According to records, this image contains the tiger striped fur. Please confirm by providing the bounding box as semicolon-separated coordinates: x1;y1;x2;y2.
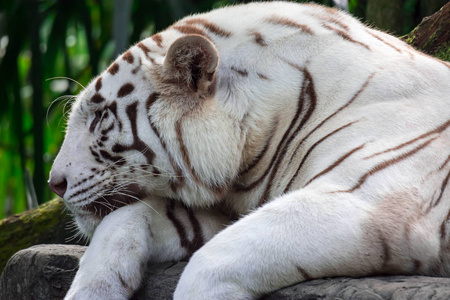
48;2;450;299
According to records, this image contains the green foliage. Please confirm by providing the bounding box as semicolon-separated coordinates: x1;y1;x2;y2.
0;0;445;218
435;43;450;61
0;0;115;218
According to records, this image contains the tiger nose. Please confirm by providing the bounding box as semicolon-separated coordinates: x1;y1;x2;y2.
48;175;68;198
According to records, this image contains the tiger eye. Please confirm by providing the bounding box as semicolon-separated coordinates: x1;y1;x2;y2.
95;110;103;119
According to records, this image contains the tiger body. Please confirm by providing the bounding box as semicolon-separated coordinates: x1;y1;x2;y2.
49;2;450;299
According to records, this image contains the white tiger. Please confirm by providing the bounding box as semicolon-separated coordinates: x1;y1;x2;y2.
48;2;450;299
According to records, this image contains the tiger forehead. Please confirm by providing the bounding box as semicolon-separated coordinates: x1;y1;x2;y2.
86;57;137;103
80;35;166;109
88;66;143;106
88;80;136;104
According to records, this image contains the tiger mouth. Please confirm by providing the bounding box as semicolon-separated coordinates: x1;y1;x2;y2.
83;185;144;218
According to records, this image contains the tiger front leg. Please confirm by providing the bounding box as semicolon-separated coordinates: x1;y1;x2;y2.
65;198;229;300
175;189;396;300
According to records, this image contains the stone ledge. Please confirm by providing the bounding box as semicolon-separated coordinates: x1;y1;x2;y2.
1;245;450;300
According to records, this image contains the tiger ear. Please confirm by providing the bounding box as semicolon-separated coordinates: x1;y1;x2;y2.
163;34;218;95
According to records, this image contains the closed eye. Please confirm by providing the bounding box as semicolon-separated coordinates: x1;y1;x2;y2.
95;110;103;120
89;110;104;132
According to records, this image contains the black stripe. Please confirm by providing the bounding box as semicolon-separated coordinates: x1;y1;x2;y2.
112;102;156;165
284;120;358;193
305;143;366;186
166;199;204;257
146;93;185;190
258;69;318;203
431;168;450;211
240;118;279;175
340;137;437;193
235;68;313;192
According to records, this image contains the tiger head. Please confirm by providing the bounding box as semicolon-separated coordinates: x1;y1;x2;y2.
49;34;244;237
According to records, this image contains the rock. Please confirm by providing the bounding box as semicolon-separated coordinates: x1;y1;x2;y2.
2;244;450;300
0;198;84;274
0;245;85;300
262;276;450;300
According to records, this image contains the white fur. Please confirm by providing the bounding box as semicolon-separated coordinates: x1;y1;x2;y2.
49;2;450;299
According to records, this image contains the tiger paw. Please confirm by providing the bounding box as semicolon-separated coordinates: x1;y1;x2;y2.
65;204;153;300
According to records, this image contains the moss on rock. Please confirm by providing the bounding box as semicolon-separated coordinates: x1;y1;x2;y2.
0;198;80;273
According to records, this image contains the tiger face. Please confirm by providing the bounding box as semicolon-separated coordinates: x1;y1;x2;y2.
49;34;243;236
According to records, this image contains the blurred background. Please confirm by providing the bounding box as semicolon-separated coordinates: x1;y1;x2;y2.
0;0;447;219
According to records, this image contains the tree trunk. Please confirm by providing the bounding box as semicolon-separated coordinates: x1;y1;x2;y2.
403;1;450;61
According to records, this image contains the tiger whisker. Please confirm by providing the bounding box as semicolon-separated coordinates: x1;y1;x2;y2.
112;191;161;217
46;76;86;89
107;162;184;179
47;95;76;126
88;183;162;217
63;215;89;245
95;197;116;212
66;227;89;245
106;176;167;193
101;168;170;183
62;96;76;115
105;169;176;183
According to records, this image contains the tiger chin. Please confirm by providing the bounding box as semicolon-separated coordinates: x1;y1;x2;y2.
48;2;450;299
